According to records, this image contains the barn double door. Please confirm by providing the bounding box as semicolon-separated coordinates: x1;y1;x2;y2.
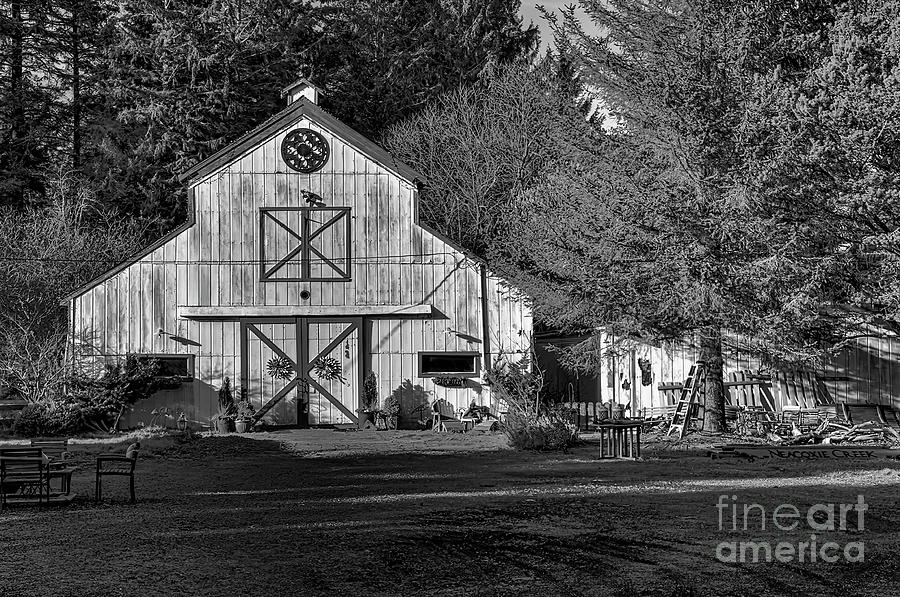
240;317;362;427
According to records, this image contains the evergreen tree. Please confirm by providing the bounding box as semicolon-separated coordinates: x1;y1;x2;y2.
310;0;539;138
739;0;900;336
0;0;58;206
86;0;538;231
506;0;863;431
88;0;318;228
45;0;107;171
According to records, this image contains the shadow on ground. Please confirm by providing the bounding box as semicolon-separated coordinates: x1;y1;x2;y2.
0;431;898;597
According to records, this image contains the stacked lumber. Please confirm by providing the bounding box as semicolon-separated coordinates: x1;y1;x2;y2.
767;419;900;446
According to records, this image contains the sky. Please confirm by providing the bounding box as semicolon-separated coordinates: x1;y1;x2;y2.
519;1;596;51
518;2;613;127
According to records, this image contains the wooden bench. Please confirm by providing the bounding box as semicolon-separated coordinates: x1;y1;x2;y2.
439;421;469;433
0;453;49;509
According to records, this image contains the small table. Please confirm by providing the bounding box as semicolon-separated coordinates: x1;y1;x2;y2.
596;420;642;459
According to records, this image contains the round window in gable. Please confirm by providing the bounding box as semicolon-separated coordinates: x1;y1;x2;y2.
281;128;330;173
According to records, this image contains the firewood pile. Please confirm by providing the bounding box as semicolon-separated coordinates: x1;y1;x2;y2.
765;419;900;446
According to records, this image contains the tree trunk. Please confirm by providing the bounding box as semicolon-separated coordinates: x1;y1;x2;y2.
10;0;24;138
71;0;81;170
5;0;25;204
700;328;726;432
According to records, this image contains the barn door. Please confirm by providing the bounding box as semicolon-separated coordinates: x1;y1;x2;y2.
242;319;302;426
241;317;362;427
304;318;362;426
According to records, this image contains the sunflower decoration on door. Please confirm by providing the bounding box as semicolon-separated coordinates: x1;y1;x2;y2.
266;356;295;381
313;356;347;385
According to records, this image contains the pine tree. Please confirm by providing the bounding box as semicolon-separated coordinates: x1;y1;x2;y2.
739;0;900;336
89;0;319;228
311;0;539;138
497;1;858;432
0;0;58;206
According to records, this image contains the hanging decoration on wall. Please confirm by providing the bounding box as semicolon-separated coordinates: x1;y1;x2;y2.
313;356;346;384
432;376;468;388
281;128;330;173
266;356;295;381
638;357;653;386
344;339;350;359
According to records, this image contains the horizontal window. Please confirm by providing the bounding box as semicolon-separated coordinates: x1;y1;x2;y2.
418;352;480;377
132;354;195;380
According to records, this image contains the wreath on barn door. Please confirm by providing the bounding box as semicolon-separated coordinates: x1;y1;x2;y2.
313;356;346;384
266;357;295;381
281;128;330;173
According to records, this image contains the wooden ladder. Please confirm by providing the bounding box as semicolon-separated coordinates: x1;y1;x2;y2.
667;362;705;439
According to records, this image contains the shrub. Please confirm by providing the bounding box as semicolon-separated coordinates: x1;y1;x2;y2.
235;399;255;420
12;403;50;437
67;355;180;433
486;351;579;452
362;371;379;412
12;400;82;437
217;377;236;418
504;408;579;451
10;355;182;437
381;392;400;429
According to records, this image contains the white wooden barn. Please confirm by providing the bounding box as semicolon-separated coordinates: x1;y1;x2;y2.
64;80;532;429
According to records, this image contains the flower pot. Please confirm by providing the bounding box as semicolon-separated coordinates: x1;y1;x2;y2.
235;419;250;433
215;418;232;434
611;405;625;420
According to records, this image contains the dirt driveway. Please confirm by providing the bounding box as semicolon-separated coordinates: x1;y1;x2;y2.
1;430;898;597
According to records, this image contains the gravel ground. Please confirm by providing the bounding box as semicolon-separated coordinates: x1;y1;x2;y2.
1;430;898;597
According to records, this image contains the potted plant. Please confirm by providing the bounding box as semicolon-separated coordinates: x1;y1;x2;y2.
381;393;400;430
234;399;255;433
359;371;379;426
213;377;236;433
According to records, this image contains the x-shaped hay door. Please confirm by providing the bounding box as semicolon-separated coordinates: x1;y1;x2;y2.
259;207;351;282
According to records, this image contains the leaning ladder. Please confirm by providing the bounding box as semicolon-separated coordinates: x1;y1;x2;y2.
667;363;705;439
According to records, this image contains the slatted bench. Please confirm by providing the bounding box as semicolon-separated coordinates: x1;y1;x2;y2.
0;446;77;505
0;455;49;509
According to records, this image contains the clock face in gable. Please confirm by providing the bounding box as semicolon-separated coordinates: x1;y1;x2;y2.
281;128;330;173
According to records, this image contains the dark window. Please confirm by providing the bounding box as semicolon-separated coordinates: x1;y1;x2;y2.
418;352;480;377
133;354;194;380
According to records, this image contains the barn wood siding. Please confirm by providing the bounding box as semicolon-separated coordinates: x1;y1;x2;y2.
71;116;532;428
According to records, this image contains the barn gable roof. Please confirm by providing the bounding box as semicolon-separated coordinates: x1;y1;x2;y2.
61;98;477;304
178;97;424;184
